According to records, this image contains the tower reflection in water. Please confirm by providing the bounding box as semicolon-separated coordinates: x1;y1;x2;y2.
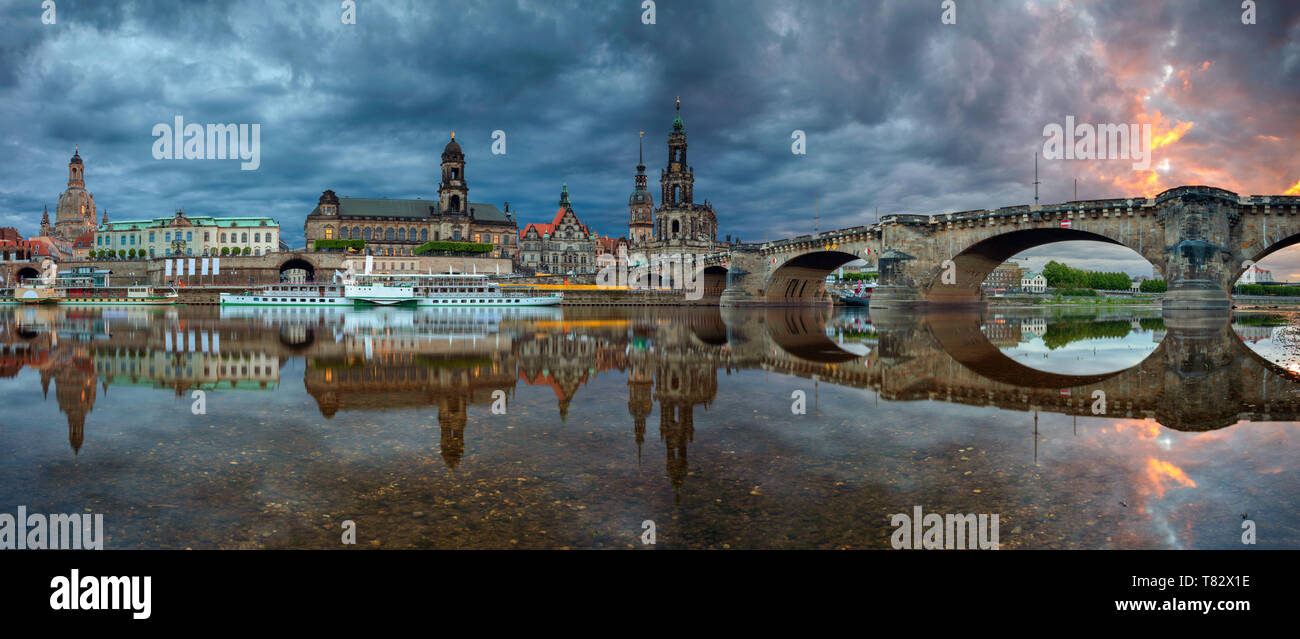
2;303;1298;488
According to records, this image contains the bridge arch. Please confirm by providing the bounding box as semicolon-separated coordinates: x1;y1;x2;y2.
1233;228;1300;286
765;250;861;304
279;257;316;283
925;313;1163;388
702;265;728;299
15;267;40;282
927;227;1155;304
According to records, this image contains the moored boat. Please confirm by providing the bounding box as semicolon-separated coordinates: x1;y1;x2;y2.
345;272;563;307
219;282;351;306
59;285;179;306
3;282;62;305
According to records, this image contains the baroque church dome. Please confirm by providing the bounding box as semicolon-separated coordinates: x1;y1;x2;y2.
54;147;95;240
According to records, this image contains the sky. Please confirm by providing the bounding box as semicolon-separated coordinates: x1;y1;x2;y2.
1;0;1297;278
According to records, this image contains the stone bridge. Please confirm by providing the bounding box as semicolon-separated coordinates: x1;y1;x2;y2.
710;186;1300;311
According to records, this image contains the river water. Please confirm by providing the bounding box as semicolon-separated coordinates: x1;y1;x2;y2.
1;304;1296;549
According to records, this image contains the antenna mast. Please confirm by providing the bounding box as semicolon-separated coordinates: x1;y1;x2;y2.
1033;152;1041;205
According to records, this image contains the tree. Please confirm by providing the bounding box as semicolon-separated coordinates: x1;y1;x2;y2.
1139;279;1167;293
242;246;252;255
128;248;137;259
221;246;231;256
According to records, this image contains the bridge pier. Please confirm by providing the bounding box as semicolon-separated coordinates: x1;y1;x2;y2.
866;285;926;309
1163;280;1232;312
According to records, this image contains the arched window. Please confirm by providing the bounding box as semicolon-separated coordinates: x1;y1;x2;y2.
324;227;333;239
340;227;349;239
398;228;406;241
352;226;360;238
363;228;371;240
450;195;460;211
385;228;395;241
420;229;428;242
671;219;680;236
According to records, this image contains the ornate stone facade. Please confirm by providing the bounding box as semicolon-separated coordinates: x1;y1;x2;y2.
631;99;720;256
518;185;598;275
304;134;519;260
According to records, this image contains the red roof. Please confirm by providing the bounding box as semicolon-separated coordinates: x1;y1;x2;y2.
520;222;554;240
519;206;590;240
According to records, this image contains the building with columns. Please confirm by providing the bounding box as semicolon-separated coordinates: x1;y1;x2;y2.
304;134;519;260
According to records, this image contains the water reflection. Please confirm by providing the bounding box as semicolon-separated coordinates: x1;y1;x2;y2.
1;304;1297;548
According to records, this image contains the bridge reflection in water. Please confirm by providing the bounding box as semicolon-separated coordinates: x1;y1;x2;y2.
4;304;1298;548
4;304;1296;464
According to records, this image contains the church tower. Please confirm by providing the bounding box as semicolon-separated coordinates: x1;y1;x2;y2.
53;146;96;240
651;98;717;248
628;132;654;245
39;205;52;237
438;133;468;215
660;98;693;212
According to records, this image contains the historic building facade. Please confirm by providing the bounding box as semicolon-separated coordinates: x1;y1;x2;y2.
629;99;720;255
518;184;599;275
45;147;99;242
304;134;519;260
95;209;280;257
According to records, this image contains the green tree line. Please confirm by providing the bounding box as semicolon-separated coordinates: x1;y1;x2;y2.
413;241;494;255
1042;260;1133;291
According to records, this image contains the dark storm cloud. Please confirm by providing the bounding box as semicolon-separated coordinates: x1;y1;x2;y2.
0;0;1297;275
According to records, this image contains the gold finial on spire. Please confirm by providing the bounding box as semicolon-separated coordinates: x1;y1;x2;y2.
450;131;455;139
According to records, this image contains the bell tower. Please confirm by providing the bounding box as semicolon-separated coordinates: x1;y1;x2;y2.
438;132;468;215
68;145;85;189
660;98;693;208
628;132;655;245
